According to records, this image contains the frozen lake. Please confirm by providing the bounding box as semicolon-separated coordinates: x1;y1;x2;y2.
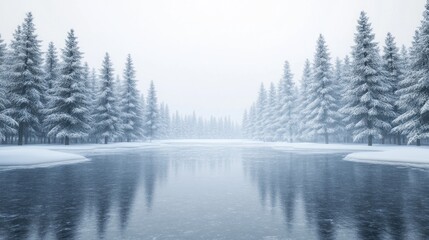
1;144;429;239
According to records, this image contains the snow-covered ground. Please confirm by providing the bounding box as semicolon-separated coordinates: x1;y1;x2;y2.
0;140;428;169
269;142;429;167
0;142;163;169
0;148;88;169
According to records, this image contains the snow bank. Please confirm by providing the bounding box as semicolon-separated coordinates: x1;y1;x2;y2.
269;142;429;166
0;148;88;167
0;142;162;168
271;142;390;152
344;148;429;166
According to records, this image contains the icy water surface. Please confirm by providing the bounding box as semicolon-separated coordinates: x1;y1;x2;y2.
1;144;429;240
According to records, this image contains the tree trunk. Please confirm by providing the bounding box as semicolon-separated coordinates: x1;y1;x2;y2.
127;138;130;143
65;136;70;145
397;134;401;145
18;123;24;146
381;136;385;144
324;133;329;144
104;136;108;144
417;138;421;146
368;135;373;146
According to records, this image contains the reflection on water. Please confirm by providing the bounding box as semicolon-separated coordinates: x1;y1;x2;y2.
242;149;429;240
0;146;428;239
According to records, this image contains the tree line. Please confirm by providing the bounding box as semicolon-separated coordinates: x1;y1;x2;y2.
0;13;238;145
243;6;429;146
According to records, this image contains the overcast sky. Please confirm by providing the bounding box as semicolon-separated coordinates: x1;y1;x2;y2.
0;0;426;121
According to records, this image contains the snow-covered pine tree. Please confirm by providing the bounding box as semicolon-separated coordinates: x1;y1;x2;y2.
305;35;340;144
89;68;98;99
382;32;403;144
93;53;122;144
297;59;312;141
164;104;171;138
41;42;60;143
44;30;91;145
275;61;297;142
255;83;267;140
340;56;353;142
393;2;429;146
158;103;167;139
144;81;159;141
248;104;257;139
0;34;17;141
333;58;347;142
341;12;394;146
87;68;99;142
263;82;277;141
6;13;44;145
120;54;143;142
82;63;91;91
242;110;249;138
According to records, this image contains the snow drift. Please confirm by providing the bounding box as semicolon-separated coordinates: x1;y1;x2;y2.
0;148;88;167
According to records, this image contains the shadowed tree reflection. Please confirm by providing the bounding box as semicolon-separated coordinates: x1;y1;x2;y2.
242;148;429;240
0;150;170;239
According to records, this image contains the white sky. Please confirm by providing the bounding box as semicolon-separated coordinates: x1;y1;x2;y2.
0;0;425;121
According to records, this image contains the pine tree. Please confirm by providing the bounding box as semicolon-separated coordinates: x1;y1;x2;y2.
120;54;143;142
248;104;257;139
341;12;394;146
382;32;403;144
297;59;312;141
144;81;159;141
6;13;44;145
42;42;60;143
242;110;249;138
393;2;429;146
0;34;17;140
93;53;122;144
44;30;91;145
262;82;277;141
164;104;171;138
275;61;297;142
305;35;340;144
158;103;168;139
333;58;347;142
340;56;353;142
255;83;267;140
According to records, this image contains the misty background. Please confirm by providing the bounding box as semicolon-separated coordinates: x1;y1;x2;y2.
0;0;425;121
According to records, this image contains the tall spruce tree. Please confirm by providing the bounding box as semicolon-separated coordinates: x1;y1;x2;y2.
382;32;403;144
263;82;277;141
333;58;347;142
305;35;340;144
44;30;91;145
144;81;159;141
298;59;312;141
93;53;122;144
275;61;297;142
393;3;429;146
341;12;394;146
120;54;143;142
255;83;267;140
6;13;44;145
340;56;353;142
42;42;60;143
0;34;17;140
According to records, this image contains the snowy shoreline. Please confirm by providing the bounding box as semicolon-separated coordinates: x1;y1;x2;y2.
269;142;429;167
0;148;88;168
0;140;428;169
